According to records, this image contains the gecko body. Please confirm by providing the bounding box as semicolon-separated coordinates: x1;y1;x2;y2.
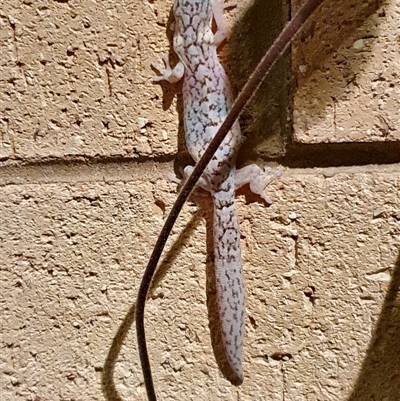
154;0;280;383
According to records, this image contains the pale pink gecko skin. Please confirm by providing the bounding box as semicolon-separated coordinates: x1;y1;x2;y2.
154;0;280;383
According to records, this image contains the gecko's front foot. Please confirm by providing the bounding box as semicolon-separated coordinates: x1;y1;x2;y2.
211;0;237;46
152;55;185;83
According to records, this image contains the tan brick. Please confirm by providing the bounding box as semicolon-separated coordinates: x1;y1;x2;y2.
293;0;400;143
1;167;399;400
1;0;400;400
0;0;178;161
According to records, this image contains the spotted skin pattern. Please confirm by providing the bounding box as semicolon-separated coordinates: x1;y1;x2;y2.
154;0;280;383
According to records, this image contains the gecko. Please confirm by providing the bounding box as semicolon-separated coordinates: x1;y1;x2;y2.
153;0;280;383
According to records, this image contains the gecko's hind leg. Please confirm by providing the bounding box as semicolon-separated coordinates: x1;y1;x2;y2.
182;165;211;192
168;165;211;198
235;165;282;204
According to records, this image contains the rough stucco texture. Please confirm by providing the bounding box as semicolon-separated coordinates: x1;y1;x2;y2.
1;0;400;401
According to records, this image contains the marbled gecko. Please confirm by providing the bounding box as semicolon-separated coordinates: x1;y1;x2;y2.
153;0;280;383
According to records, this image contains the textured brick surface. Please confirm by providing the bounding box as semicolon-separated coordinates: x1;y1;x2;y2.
1;168;399;400
293;0;400;143
0;0;178;161
1;1;400;401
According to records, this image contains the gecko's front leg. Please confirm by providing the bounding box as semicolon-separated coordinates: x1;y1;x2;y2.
152;55;184;83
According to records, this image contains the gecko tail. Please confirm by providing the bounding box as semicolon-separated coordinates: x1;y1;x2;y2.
212;190;245;384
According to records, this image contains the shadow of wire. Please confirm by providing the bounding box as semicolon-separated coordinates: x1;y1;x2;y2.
101;213;202;401
348;251;400;400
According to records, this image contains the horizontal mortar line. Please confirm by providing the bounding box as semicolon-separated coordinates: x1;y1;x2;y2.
281;141;400;168
0;157;176;187
0;153;176;168
1;140;399;171
0;159;399;187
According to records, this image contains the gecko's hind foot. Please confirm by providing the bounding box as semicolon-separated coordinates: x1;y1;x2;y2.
168;167;212;200
235;165;282;204
167;173;182;185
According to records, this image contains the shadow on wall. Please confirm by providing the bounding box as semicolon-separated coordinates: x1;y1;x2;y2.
348;251;400;400
101;210;400;400
229;0;393;166
101;0;398;398
101;213;202;401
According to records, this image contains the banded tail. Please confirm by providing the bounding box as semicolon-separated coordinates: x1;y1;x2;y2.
212;182;245;384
